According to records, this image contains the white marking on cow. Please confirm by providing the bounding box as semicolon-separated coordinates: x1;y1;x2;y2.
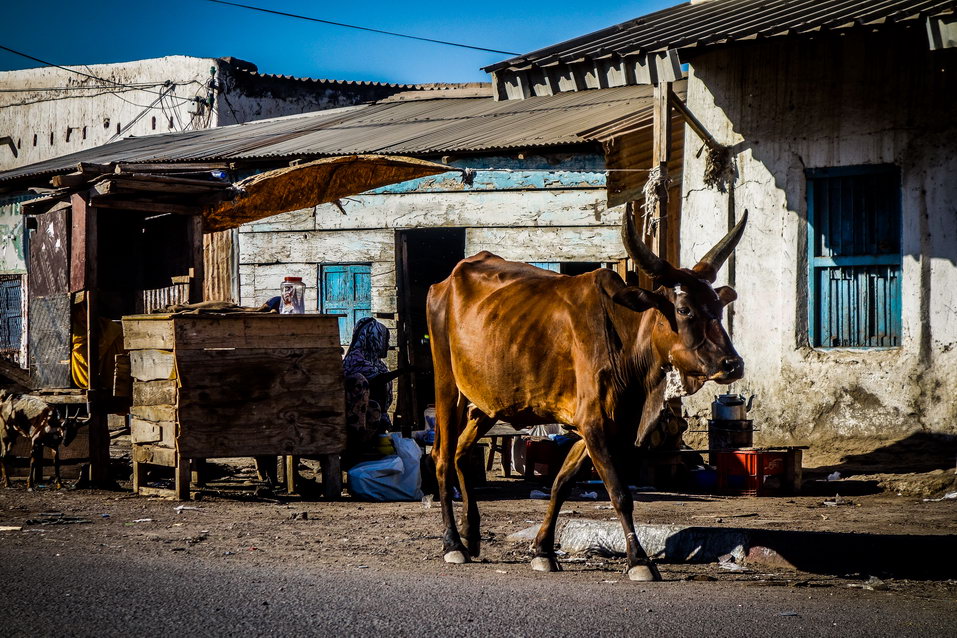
663;366;688;400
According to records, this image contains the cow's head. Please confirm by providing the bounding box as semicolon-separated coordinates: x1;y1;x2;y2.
613;208;747;395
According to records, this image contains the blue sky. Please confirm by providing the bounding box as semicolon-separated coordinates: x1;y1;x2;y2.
0;1;678;84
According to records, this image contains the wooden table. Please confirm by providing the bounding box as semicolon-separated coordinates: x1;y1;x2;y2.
481;424;531;478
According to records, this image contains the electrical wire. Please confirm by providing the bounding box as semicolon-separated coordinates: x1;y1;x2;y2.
0;43;185;97
203;0;520;55
0;82;169;92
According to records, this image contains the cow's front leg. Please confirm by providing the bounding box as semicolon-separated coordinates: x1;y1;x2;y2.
582;428;661;582
531;439;588;572
0;453;9;488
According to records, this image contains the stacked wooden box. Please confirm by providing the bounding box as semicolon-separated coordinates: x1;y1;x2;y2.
122;313;346;499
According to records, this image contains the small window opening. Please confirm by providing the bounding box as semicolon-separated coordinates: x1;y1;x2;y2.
32;134;37;147
82;126;87;140
65;128;72;142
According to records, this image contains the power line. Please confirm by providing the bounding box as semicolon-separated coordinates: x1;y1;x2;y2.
0;82;169;92
203;0;520;56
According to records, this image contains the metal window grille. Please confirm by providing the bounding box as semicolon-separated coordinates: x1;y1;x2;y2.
807;165;902;348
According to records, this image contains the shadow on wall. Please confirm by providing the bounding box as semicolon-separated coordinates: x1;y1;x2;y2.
694;27;957;265
811;431;957;477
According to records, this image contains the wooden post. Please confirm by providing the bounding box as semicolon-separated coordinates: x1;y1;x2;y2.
284;455;298;495
174;453;190;501
651;81;673;261
131;460;147;494
320;453;341;499
186;215;205;303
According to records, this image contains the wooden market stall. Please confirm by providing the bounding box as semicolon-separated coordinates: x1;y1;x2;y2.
11;154;454;489
123;312;345;500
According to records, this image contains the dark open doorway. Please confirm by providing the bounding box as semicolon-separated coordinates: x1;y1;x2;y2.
395;228;465;434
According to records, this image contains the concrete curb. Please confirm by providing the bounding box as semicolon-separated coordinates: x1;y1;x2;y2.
510;519;957;579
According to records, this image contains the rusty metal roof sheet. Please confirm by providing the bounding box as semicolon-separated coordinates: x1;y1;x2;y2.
484;0;957;74
0;82;684;187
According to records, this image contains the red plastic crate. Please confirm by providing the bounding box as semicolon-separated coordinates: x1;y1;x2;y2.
714;450;788;496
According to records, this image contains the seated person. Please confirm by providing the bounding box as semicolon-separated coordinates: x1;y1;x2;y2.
342;318;407;464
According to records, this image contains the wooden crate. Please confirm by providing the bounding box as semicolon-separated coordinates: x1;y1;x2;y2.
122;313;345;499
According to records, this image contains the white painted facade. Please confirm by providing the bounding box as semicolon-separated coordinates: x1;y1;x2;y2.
678;30;957;438
0;56;225;172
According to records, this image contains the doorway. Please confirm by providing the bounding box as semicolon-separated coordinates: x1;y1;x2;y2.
395;228;465;434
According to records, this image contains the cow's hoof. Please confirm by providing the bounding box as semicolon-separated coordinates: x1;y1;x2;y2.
444;550;469;564
627;564;662;582
530;556;560;572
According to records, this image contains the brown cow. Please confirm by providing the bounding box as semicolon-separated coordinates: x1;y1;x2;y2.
427;209;747;581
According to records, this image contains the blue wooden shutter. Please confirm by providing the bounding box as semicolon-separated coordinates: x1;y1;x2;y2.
529;262;561;272
807;166;902;348
320;264;372;345
0;278;22;351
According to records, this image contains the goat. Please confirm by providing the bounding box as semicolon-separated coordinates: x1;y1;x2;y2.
0;391;84;489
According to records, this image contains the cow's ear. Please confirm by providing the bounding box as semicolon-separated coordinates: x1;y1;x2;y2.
714;286;737;306
612;286;668;312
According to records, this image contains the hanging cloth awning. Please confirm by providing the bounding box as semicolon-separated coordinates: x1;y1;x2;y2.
202;154;458;232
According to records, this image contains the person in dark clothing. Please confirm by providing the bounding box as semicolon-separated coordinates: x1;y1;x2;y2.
341;318;410;467
343;317;404;430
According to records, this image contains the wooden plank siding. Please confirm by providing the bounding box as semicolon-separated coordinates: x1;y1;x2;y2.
123;314;346;480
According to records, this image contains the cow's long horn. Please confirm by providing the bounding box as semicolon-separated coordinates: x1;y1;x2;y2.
693;210;748;282
620;205;675;283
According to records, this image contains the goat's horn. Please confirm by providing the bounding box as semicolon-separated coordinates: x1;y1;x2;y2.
693;210;748;282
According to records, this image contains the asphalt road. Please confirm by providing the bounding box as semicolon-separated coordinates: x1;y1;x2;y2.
1;548;955;637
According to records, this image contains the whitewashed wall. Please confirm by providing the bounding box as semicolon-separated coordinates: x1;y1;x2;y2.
678;30;957;438
0;56;221;172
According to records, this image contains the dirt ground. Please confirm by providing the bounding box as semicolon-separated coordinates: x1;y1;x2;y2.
1;431;955;600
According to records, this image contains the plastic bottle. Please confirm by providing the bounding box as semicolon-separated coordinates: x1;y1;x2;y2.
280;276;305;314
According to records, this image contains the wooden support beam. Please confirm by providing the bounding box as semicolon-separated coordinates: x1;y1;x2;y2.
174;454;190;501
651;81;672;261
668;88;722;151
114;162;232;173
88;197;199;216
320;453;341;500
187;215;205;303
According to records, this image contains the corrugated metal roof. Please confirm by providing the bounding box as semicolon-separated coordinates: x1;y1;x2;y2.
485;0;956;73
0;82;684;187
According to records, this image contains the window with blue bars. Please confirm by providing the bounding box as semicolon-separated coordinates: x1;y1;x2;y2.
807;165;902;348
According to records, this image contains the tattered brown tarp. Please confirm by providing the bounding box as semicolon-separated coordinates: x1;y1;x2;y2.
202;154;457;232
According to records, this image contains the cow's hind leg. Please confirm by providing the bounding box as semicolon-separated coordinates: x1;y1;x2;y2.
531;439;589;572
455;406;496;559
435;390;469;564
582;427;661;582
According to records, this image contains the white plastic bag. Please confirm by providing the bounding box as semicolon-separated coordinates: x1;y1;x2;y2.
347;434;423;501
